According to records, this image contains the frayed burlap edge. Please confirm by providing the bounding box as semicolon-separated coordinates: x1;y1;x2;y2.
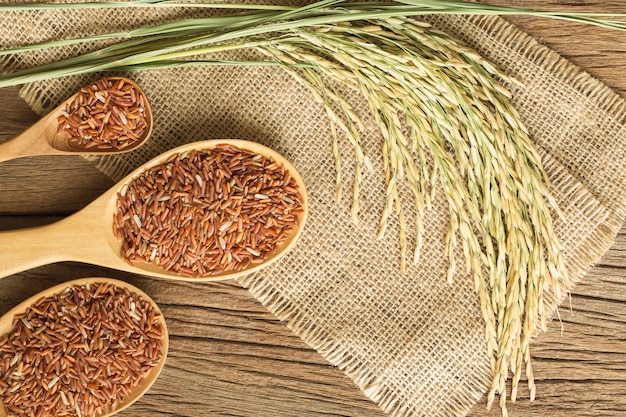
540;153;616;311
236;272;492;417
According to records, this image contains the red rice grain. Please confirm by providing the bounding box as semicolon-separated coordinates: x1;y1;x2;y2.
0;282;165;417
113;144;304;276
57;78;148;151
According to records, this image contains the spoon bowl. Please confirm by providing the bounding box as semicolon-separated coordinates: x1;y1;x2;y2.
0;277;168;417
0;139;308;280
0;77;152;162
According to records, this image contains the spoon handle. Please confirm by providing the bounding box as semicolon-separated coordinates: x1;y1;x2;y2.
0;117;61;163
0;221;71;278
0;199;125;279
0;210;112;279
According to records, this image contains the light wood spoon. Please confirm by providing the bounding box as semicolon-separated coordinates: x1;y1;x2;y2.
0;77;153;163
0;277;168;417
0;139;308;280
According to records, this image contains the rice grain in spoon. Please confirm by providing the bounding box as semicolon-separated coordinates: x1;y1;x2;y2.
0;77;152;162
0;277;168;417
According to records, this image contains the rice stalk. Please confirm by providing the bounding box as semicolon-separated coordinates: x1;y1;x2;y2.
252;18;569;416
261;42;368;221
3;0;626;32
2;0;626;87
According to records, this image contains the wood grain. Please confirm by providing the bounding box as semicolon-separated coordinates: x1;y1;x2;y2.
0;2;625;416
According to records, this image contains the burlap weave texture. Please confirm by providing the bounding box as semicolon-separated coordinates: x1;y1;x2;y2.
2;4;625;417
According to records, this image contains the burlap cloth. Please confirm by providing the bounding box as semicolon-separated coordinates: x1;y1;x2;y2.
2;3;626;417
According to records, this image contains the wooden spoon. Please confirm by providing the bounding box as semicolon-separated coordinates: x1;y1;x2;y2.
0;139;308;280
0;77;153;163
0;277;168;417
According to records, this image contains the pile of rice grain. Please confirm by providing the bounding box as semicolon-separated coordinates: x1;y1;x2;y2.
0;282;165;417
113;144;304;277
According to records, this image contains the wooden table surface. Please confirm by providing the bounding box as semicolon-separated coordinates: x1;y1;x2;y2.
0;1;625;416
